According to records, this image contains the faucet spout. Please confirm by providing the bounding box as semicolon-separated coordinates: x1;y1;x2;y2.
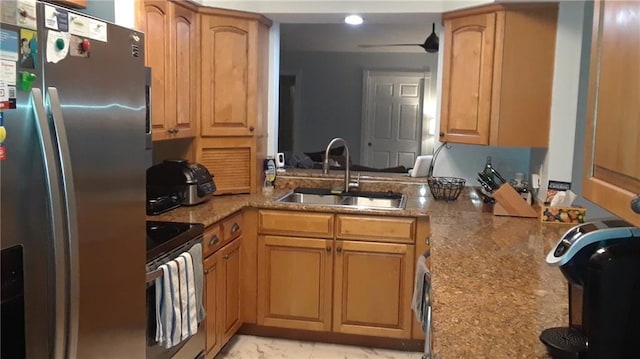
322;137;351;193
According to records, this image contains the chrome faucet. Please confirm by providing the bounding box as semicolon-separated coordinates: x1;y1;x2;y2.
322;137;359;192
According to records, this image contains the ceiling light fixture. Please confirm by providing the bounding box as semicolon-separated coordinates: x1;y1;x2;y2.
344;15;363;25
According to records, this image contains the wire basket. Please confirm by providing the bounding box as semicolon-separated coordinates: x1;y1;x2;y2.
426;142;466;201
427;176;466;201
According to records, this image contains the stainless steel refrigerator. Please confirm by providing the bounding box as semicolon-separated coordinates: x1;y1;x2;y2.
1;2;147;357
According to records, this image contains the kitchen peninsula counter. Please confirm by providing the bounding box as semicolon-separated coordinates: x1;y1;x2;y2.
149;178;569;358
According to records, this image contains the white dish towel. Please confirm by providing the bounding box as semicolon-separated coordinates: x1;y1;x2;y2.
154;251;200;349
179;252;198;337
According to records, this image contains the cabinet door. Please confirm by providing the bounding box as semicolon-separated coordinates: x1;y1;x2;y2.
203;252;221;356
197;136;254;194
169;2;197;138
333;240;414;339
257;235;333;331
142;1;172;140
583;0;640;226
220;238;242;343
49;0;87;8
201;15;256;137
440;12;496;145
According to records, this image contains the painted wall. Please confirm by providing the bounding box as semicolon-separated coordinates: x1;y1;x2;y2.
280;50;437;164
78;0;115;22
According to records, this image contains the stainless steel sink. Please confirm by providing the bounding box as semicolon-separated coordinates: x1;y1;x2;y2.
275;189;406;210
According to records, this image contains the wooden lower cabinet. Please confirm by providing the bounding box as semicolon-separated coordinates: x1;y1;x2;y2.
256;211;420;340
203;236;242;358
333;240;415;339
204;250;222;356
257;235;333;331
220;238;242;343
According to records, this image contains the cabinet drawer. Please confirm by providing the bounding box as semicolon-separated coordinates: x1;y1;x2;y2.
222;212;243;243
202;224;223;258
336;215;415;243
258;210;334;238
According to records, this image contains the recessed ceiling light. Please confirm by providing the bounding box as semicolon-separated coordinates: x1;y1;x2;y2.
344;15;363;25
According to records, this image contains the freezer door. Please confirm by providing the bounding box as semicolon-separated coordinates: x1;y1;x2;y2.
0;22;61;359
39;5;147;358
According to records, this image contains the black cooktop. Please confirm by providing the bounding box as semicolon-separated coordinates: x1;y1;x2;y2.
146;221;204;261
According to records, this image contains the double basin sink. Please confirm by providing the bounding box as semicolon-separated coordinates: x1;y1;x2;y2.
275;187;406;210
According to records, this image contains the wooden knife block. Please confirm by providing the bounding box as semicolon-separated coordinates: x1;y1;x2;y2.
492;184;538;218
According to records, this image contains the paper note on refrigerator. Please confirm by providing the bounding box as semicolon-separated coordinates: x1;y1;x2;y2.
46;30;70;64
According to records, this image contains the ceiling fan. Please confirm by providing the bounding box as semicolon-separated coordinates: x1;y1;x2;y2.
358;23;439;53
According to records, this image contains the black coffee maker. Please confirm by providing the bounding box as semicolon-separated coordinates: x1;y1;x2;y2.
541;219;640;359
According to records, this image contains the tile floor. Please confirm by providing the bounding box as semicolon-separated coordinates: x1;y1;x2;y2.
216;335;425;359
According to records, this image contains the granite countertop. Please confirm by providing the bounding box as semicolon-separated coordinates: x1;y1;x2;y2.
148;176;570;358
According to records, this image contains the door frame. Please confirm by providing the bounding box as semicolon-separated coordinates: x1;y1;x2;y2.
278;70;303;152
360;70;429;167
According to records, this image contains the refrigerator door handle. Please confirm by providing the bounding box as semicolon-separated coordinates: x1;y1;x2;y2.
46;87;80;359
31;88;68;359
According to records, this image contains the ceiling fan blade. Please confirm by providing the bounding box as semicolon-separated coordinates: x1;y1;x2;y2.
357;43;423;48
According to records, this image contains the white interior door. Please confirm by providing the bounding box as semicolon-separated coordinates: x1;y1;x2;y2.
361;71;425;169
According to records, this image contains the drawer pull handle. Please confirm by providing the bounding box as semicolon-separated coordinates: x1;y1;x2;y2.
230;223;241;234
208;235;219;247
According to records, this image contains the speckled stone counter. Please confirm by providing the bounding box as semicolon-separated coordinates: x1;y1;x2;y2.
149;171;572;358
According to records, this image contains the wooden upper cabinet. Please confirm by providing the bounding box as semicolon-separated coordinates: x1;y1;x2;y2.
48;0;87;9
440;4;558;147
201;15;256;137
141;1;171;138
583;0;640;226
140;0;196;140
440;12;496;145
170;2;197;138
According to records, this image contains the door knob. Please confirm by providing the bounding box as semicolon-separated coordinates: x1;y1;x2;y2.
631;195;640;214
439;132;445;137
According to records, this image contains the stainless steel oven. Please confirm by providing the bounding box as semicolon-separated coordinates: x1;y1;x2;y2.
146;221;205;359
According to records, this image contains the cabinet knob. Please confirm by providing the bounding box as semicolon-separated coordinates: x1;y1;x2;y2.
631;195;640;214
439;132;445;137
231;223;241;234
336;247;342;253
249;126;255;132
208;234;219;247
223;254;230;260
368;142;372;147
326;246;332;253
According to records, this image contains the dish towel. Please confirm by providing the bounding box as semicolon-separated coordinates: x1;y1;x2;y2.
155;265;170;344
188;243;206;322
175;256;189;341
180;252;198;336
411;251;431;332
167;260;182;348
155;261;181;348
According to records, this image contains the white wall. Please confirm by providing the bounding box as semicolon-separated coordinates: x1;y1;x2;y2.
113;0;136;28
267;24;280;156
532;1;585;201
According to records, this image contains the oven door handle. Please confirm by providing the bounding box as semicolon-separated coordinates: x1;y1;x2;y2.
146;268;163;283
